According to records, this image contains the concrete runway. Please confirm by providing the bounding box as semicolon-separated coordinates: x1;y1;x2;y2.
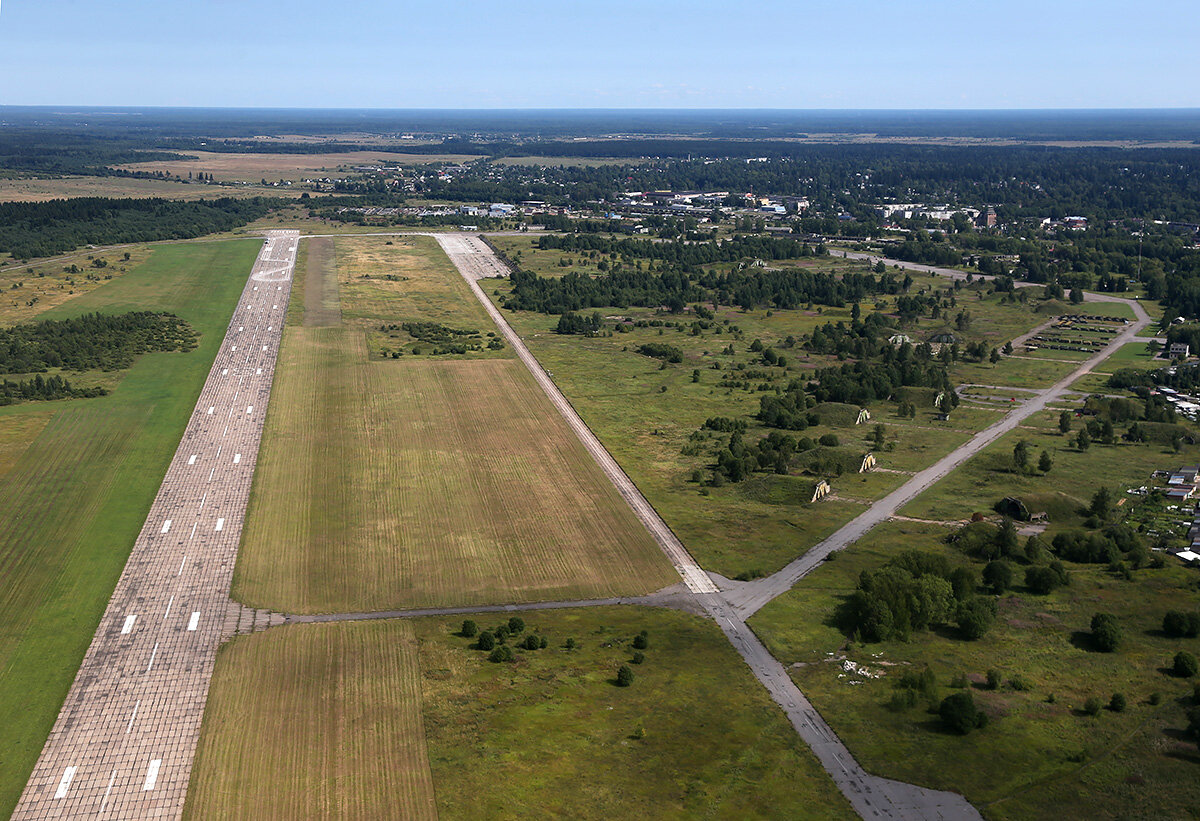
13;231;298;820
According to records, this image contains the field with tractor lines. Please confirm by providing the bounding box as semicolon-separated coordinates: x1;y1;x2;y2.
185;621;437;821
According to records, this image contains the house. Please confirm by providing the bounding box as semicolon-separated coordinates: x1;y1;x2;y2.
1170;342;1190;359
1166;486;1197;503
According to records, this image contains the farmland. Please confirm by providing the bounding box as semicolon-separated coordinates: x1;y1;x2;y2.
233;236;676;613
0;239;260;816
187;607;855;820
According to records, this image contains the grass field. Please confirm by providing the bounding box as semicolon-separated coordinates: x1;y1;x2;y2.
0;239;260;816
750;519;1200;820
113;149;483;182
189;607;855;820
233;237;676;613
0;245;155;323
186;621;438;821
0;175;287;202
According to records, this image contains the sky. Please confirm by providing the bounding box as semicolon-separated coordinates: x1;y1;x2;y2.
0;0;1197;109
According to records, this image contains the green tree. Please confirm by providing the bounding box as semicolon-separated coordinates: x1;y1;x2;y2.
477;631;496;651
1174;651;1199;678
957;597;996;640
616;665;635;687
1013;439;1030;471
1091;613;1121;652
1090;486;1113;519
1076;429;1091;450
939;692;986;734
508;616;525;634
872;424;886;449
633;631;649;650
1038;450;1053;473
982;560;1014;594
1164;611;1200;638
488;645;515;663
1059;411;1073;434
1083;696;1103;716
1109;693;1127;712
461;619;478;638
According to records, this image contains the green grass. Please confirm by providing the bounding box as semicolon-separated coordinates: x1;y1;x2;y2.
0;239;260;816
417;606;856;819
749;519;1200;820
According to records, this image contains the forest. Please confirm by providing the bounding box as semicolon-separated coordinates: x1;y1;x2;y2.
0;311;198;373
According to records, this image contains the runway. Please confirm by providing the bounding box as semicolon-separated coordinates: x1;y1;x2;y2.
12;231;298;820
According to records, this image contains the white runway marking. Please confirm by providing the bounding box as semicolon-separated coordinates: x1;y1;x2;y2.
246;405;254;414
189;522;197;540
208;468;215;481
221;368;228;375
256;368;262;375
188;454;197;465
262;345;268;351
145;643;158;673
207;406;214;415
121;615;137;634
178;556;187;575
126;700;140;734
187;612;200;631
233;453;241;464
143;760;161;791
160;520;171;534
231;345;237;351
99;768;117;814
215;518;224;532
163;595;174;620
54;767;76;799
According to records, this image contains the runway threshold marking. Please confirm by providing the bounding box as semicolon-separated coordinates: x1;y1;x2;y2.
233;453;241;464
215;518;225;532
126;700;140;734
188;454;197;465
143;760;161;791
187;612;200;631
160;520;171;534
121;615;137;634
54;766;76;799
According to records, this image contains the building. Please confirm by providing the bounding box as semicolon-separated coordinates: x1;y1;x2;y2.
1170;342;1190;359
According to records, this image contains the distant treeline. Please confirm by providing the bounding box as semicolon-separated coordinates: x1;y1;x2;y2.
0;311;198;373
0;374;106;405
0;197;274;259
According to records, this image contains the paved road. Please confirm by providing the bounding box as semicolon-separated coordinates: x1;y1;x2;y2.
439;233;980;820
725;290;1151;619
13;231;298;820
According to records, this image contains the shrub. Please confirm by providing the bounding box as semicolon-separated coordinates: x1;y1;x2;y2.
1009;675;1032;692
1109;693;1127;712
950;672;970;689
488;645;515;663
1163;610;1200;639
523;634;541;651
986;669;1002;690
540;636;548;649
1083;697;1103;716
939;692;986;735
1025;565;1064;594
508;616;525;634
982;560;1014;594
1149;692;1162;705
477;631;496;651
616;665;635;687
1174;651;1199;678
461;619;478;638
632;651;645;665
957;597;996;640
565;638;576;650
633;632;649;650
494;624;510;643
1090;613;1121;653
818;433;840;447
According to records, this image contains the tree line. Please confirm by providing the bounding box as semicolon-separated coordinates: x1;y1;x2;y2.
0;311;197;373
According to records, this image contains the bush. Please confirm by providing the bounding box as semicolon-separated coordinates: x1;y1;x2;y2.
461;619;478;638
818;433;840;447
565;638;576;650
957;597;996;640
982;560;1014;594
1109;693;1127;712
616;665;635;687
508;616;525;634
1083;697;1103;716
986;669;1002;690
1174;651;1199;678
1025;565;1064;594
1163;610;1200;639
632;651;645;664
488;645;515;663
939;692;986;735
633;632;649;650
1090;613;1121;652
523;634;541;651
477;631;496;651
1009;675;1033;692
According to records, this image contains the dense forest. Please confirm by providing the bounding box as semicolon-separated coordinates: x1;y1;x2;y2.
0;197;273;259
0;311;198;373
0;374;106;405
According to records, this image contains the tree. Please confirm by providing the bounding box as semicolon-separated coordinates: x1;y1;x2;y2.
1174;651;1199;678
488;645;514;663
1038;450;1053;473
1109;693;1127;712
1025;566;1062;594
872;423;886;449
1069;288;1084;304
939;692;986;735
989;347;1001;364
1089;486;1113;520
1059;411;1072;434
1091;613;1121;652
616;665;635;687
982;560;1014;594
1003;341;1014;355
957;597;996;640
477;631;496;651
1076;429;1091;450
819;433;840;447
632;651;645;664
633;631;649;650
523;634;541;650
1083;696;1103;716
1013;439;1030;471
508;616;525;634
461;619;478;638
1163;611;1200;639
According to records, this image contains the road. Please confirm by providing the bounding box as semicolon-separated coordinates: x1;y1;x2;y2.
439;233;981;820
12;231;298;820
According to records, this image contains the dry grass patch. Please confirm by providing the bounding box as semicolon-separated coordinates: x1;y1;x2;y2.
303;237;341;327
114;150;481;181
186;621;436;821
235;331;676;613
0;176;283;202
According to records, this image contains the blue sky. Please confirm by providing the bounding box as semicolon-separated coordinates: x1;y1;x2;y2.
0;0;1196;108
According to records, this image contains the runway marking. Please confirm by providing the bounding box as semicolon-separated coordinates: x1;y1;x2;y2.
54;766;76;799
121;615;137;634
223;425;229;436
231;345;236;351
256;368;262;375
163;595;174;620
262;344;268;351
273;304;278;309
145;643;158;673
221;368;228;376
189;522;197;540
238;326;243;331
207;406;214;415
246;405;254;414
215;518;225;532
178;555;187;575
233;453;241;464
160;520;171;534
198;491;207;510
268;325;273;330
208;468;215;481
143;759;161;791
126;700;140;734
99;768;117;814
188;611;200;631
216;445;222;458
188;454;197;465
